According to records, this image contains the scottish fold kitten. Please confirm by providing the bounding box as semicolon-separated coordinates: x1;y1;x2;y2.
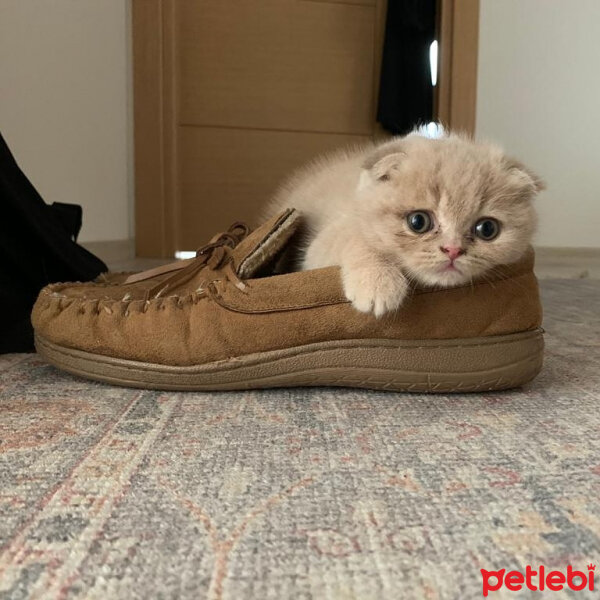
267;130;544;317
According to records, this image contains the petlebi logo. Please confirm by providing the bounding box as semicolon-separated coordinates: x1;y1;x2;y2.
481;563;595;596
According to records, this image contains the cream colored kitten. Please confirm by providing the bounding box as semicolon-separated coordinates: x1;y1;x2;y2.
267;130;544;317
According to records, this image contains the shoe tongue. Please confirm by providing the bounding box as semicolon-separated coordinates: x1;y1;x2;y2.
234;208;301;279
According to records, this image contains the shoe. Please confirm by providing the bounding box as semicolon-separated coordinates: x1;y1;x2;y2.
32;210;544;392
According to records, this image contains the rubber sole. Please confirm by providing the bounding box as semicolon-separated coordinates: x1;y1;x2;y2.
34;329;544;393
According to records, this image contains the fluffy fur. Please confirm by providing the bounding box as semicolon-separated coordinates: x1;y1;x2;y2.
267;130;544;317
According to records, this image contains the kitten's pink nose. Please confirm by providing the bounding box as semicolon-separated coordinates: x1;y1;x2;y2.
440;245;466;260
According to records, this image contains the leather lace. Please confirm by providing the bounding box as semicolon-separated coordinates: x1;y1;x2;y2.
123;222;250;301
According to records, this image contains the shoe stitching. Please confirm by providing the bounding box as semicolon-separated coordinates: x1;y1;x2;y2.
38;267;533;314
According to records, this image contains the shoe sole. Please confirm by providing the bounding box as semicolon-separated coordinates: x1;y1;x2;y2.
35;328;543;393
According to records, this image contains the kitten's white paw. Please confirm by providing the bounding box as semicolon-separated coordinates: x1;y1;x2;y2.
342;266;407;318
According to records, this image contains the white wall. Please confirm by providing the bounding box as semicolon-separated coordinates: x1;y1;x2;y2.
477;0;600;248
0;0;132;243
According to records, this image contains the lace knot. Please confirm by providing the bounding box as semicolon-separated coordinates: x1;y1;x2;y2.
143;222;250;300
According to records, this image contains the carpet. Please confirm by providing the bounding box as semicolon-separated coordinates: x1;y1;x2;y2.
1;279;599;600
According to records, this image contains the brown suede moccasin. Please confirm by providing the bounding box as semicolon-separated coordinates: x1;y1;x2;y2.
32;209;544;392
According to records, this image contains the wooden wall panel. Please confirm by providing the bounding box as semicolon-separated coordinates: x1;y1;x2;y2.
177;126;369;248
177;0;376;135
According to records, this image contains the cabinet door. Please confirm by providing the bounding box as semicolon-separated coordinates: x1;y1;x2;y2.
134;0;386;256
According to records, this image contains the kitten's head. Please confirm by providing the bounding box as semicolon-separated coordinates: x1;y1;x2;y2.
357;132;544;287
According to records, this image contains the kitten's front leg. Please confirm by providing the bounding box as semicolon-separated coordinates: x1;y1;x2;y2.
341;255;409;318
304;222;409;317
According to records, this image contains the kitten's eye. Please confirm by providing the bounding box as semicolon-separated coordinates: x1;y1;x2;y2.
406;211;433;234
474;218;500;241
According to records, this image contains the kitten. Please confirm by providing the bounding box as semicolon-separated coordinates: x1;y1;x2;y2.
267;130;544;317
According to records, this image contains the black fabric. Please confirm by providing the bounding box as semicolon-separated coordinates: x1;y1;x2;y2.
377;0;437;135
0;132;107;353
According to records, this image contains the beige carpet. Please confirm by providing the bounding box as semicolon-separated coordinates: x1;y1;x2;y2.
1;279;599;600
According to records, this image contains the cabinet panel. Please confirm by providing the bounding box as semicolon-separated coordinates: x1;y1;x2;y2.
177;125;369;248
177;0;376;135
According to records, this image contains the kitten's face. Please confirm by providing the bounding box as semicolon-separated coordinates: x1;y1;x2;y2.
358;134;544;287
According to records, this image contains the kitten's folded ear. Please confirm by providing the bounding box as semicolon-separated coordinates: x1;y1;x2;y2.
504;157;546;194
362;141;406;184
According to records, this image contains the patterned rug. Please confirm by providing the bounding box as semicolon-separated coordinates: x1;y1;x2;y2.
1;279;599;600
